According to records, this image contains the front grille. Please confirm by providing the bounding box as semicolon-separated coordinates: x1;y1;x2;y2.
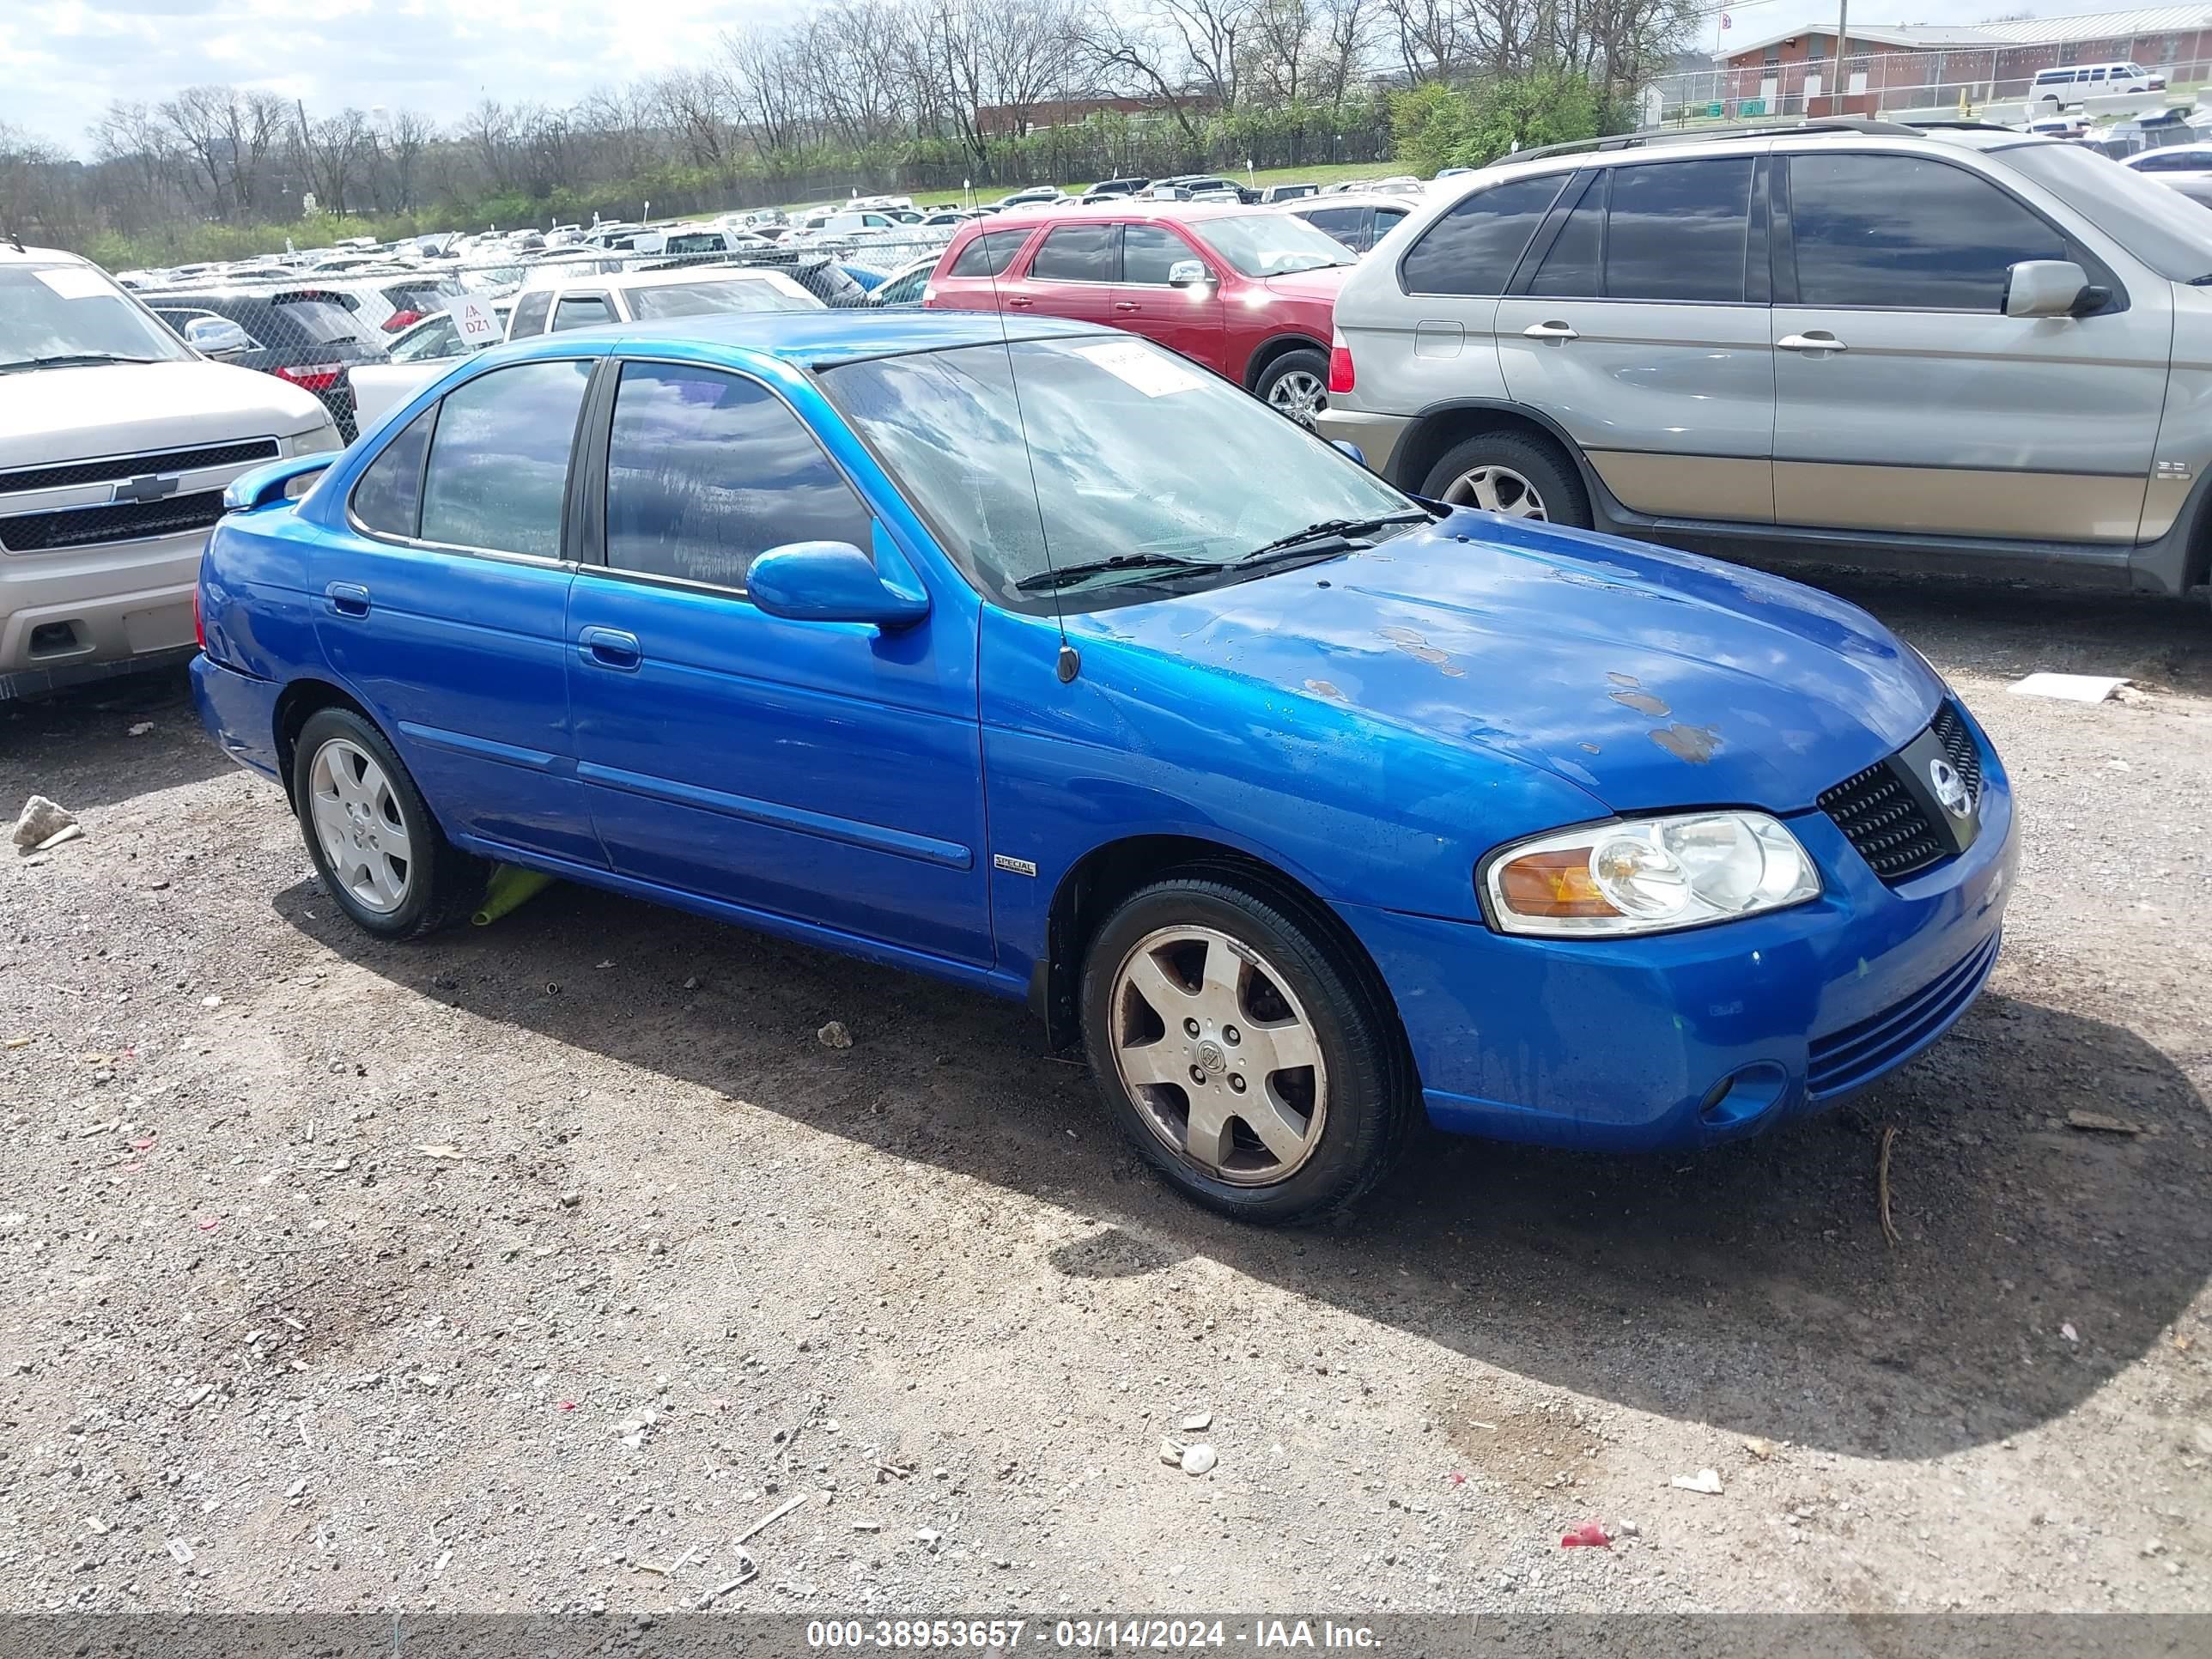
0;490;227;553
1819;758;1950;880
0;439;277;496
1820;702;1984;884
1807;930;2001;1097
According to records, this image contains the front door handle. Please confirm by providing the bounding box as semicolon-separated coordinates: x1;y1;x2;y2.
1522;321;1578;342
1005;296;1034;309
576;626;641;672
1777;331;1848;353
1114;301;1141;313
324;581;370;618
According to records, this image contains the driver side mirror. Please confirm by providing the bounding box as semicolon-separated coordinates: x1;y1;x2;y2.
1167;258;1217;289
747;540;930;629
184;315;254;358
2003;259;2106;318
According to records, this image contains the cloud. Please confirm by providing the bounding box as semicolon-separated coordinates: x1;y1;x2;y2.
5;0;795;154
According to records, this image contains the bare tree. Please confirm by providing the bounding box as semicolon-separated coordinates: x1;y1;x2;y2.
302;107;372;216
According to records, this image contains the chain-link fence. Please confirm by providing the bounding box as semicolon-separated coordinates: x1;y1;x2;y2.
113;228;963;441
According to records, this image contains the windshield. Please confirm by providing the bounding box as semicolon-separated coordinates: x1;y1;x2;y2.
628;278;819;319
1189;212;1356;276
2002;140;2212;279
1;265;193;368
821;336;1416;609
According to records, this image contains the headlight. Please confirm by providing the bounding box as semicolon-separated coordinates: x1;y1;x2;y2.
284;419;342;457
1481;811;1821;939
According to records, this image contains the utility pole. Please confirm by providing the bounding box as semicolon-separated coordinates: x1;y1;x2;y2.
1834;0;1850;115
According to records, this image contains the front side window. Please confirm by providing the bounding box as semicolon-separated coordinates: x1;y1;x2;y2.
1029;223;1116;282
391;315;461;362
508;290;553;338
1788;152;2069;310
418;358;592;557
552;294;615;332
1604;158;1752;303
603;362;872;589
1121;224;1197;284
351;404;435;538
822;337;1414;611
1400;173;1571;296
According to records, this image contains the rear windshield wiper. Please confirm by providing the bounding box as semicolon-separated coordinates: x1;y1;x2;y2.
0;353;165;374
1236;509;1433;564
1014;550;1221;592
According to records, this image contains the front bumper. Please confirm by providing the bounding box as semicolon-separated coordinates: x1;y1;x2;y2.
0;527;205;697
1339;716;2017;1152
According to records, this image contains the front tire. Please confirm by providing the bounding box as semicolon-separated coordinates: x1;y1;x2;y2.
1079;874;1414;1224
292;707;485;939
1255;348;1330;429
1422;429;1591;529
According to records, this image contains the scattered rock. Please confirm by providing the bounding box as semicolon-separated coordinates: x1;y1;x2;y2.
129;722;154;736
2067;1110;2144;1137
817;1020;854;1050
12;795;76;849
1180;1411;1212;1432
915;1528;942;1548
1617;1518;1640;1538
1179;1443;1217;1476
1669;1468;1723;1496
1743;1436;1777;1461
85;1516;110;1534
35;823;83;852
1158;1437;1185;1466
2062;1323;2080;1344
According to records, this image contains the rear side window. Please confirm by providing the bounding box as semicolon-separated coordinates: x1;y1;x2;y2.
552;293;614;332
1787;153;2069;310
1400;174;1570;295
948;230;1027;277
1604;158;1752;302
1030;223;1115;282
1121;224;1194;284
351;405;434;539
508;290;552;339
603;362;872;589
418;359;592;557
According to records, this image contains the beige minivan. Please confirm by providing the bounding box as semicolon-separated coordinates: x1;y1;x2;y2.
1317;119;2212;602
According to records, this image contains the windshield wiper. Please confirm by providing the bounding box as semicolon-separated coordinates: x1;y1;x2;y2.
1236;510;1433;564
1014;550;1220;592
0;353;164;374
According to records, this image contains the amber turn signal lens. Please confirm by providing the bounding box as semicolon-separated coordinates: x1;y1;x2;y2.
1493;848;1621;919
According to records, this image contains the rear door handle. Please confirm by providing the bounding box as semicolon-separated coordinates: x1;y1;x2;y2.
576;626;641;672
1006;296;1034;309
1522;321;1578;342
324;581;370;618
1114;301;1141;313
1777;331;1848;353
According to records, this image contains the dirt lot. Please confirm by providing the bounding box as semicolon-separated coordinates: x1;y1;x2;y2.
2;574;2209;1619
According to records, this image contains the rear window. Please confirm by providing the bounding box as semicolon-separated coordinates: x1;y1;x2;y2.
628;279;819;318
1400;173;1571;295
949;230;1029;277
271;299;369;345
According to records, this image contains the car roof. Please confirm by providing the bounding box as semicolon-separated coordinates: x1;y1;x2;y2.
1453;119;2046;193
978;201;1273;232
550;308;1107;367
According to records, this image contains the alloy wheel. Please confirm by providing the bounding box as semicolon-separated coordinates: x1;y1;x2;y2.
1443;464;1547;520
1108;924;1329;1186
307;738;413;915
1266;369;1327;428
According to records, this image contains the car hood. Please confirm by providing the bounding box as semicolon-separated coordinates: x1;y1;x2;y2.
0;360;328;469
1259;266;1352;303
1069;514;1942;815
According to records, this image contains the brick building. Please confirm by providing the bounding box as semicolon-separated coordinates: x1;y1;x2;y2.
1717;6;2212;116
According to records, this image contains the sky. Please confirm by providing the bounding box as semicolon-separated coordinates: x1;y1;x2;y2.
4;0;2106;156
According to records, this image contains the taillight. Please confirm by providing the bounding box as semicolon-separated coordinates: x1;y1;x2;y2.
276;362;343;392
192;584;204;650
384;309;423;331
1327;331;1355;394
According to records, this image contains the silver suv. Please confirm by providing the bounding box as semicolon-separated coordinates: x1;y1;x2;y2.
1318;119;2212;602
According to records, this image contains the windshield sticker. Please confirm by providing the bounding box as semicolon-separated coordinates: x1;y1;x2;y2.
34;267;115;301
1073;339;1205;398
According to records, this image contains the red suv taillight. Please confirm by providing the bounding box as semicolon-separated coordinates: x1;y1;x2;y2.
383;309;423;331
1327;331;1355;394
276;362;343;392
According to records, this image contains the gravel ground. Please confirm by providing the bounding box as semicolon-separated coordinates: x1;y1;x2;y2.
1;574;2209;1619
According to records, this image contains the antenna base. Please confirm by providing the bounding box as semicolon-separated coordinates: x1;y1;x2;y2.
1055;644;1080;684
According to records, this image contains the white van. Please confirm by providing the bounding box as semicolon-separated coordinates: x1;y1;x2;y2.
2032;62;2167;110
1;245;338;697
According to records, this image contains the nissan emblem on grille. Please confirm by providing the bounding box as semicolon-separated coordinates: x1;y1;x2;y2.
1927;757;1973;818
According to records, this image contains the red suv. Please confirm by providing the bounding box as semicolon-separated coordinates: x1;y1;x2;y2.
924;204;1356;426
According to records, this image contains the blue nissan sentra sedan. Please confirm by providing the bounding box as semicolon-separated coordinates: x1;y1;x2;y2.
191;312;2014;1224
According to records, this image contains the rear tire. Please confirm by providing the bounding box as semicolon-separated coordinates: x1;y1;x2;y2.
1422;429;1591;529
292;707;486;939
1255;348;1330;429
1079;873;1414;1224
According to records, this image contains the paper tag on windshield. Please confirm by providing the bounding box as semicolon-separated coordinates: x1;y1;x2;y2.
34;266;114;301
1074;339;1204;398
